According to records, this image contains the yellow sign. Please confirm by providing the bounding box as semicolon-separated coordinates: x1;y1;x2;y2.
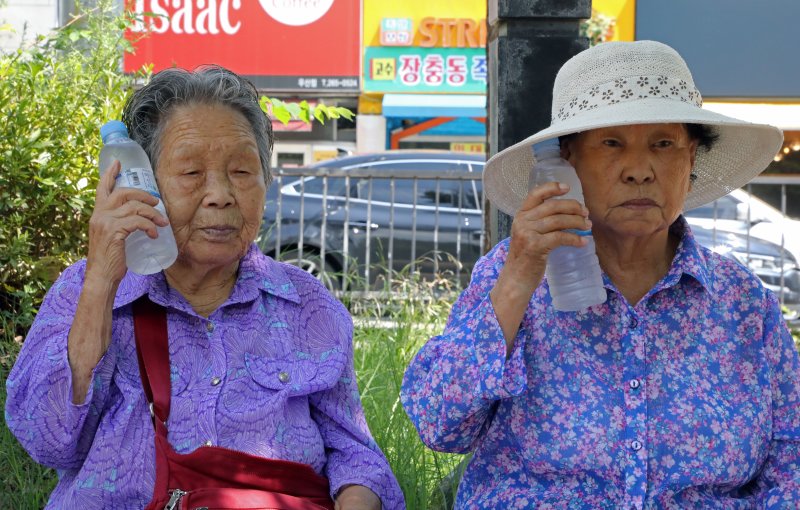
370;58;396;80
364;0;486;48
380;18;414;46
313;150;338;162
358;93;384;115
592;0;635;41
450;142;485;154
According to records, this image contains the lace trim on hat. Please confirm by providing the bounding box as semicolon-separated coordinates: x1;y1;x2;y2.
554;75;703;122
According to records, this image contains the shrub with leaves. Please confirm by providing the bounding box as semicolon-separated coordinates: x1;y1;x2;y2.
261;97;354;126
0;2;353;334
0;0;144;329
0;1;143;333
581;9;616;46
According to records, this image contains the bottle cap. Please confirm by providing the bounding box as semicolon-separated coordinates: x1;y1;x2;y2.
532;138;561;161
100;120;128;143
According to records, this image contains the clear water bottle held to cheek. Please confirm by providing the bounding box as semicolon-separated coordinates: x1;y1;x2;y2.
530;139;607;311
99;121;178;275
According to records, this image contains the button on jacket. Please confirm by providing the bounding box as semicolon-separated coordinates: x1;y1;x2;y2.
402;218;800;509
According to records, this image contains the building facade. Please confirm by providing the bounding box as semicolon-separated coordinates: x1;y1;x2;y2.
0;0;62;53
3;0;797;176
3;0;488;160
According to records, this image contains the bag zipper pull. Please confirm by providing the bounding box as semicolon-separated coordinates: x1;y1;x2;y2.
164;489;187;510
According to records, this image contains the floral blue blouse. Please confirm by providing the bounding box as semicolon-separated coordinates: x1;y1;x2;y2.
402;218;800;509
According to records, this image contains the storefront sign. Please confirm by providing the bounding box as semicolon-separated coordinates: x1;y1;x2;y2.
450;142;485;153
364;47;486;93
258;0;334;27
313;149;339;161
362;0;486;94
416;17;486;48
378;16;485;48
124;0;360;92
380;18;413;46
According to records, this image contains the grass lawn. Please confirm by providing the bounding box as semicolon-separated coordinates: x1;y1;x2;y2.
1;334;57;509
348;285;466;509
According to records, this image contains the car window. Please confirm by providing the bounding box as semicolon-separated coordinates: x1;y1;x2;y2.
301;176;348;197
356;178;421;204
353;160;481;209
427;179;481;209
686;195;739;219
409;179;454;207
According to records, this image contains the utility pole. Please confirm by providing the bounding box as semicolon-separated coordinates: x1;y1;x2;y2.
486;0;590;245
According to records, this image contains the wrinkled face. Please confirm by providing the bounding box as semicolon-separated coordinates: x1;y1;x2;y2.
562;123;698;240
156;103;266;271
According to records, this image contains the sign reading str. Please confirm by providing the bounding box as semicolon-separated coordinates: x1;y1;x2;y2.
124;0;360;92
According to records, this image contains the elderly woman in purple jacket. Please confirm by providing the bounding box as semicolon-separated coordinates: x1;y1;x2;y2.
5;66;403;510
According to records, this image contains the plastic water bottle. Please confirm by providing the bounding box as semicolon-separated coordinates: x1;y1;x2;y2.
99;121;178;275
529;139;606;311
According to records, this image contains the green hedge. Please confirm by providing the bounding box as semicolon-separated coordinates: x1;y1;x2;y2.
0;1;143;333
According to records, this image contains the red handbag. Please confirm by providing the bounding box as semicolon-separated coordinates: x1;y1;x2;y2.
133;297;336;510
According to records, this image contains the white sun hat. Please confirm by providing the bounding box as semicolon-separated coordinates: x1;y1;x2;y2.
484;40;784;216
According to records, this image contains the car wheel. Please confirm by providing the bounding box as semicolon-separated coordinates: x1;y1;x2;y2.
277;248;341;291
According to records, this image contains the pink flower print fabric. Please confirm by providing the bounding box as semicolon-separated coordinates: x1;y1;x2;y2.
402;217;800;509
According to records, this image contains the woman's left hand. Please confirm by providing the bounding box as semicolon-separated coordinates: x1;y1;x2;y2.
334;484;381;510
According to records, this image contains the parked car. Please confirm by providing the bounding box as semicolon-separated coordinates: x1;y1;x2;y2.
258;151;800;319
691;226;799;320
259;151;485;288
685;188;800;264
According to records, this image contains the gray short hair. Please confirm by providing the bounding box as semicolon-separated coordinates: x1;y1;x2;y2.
121;65;274;186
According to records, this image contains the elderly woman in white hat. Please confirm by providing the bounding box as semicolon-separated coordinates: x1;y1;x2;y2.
401;41;800;508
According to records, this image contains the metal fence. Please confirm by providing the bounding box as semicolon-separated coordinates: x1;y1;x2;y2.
261;167;800;316
263;165;485;291
746;174;800;217
706;175;800;255
703;175;800;317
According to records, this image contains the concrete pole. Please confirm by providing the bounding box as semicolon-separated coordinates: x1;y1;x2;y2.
486;0;590;247
356;115;387;154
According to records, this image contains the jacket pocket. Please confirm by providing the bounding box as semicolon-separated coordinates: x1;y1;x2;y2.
244;350;344;397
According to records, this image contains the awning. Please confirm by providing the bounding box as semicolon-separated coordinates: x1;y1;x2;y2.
704;102;800;130
382;94;486;118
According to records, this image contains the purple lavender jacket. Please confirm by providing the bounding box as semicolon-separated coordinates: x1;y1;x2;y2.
5;244;404;509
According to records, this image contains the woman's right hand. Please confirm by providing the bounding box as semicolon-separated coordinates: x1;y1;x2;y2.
502;182;591;293
85;160;169;286
68;160;170;403
490;182;592;354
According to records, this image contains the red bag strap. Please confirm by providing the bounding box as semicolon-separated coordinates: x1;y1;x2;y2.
132;297;171;429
